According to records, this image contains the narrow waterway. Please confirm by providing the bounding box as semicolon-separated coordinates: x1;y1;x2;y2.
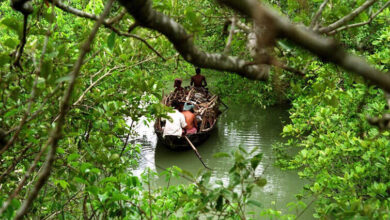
129;102;313;219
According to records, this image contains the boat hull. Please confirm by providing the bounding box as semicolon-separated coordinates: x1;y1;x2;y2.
155;128;214;151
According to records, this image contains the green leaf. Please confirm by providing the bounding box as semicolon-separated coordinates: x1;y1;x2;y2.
247;199;262;208
57;147;65;154
4;109;18;118
67;153;80;162
102;176;117;183
74;177;88;185
0;53;10;67
213;152;230;158
87;185;99;195
98;192;109;202
216;195;223;211
250;153;263;169
41;60;53;79
3;38;18;49
255;178;267;187
1;17;22;37
107;32;116;50
58;180;69;189
56;75;71;83
181;169;194;179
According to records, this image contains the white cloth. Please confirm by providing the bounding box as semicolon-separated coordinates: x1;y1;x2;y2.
162;109;187;137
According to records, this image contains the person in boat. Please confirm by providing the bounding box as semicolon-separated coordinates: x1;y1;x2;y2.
182;103;198;135
190;67;207;88
174;78;184;92
173;78;186;99
162;100;187;138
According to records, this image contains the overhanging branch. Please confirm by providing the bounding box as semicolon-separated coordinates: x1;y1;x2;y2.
117;0;268;80
218;0;390;93
328;0;390;35
50;0;165;60
318;0;378;34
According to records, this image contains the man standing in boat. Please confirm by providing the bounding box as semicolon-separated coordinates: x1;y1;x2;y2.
162;100;187;137
190;67;207;88
182;103;198;135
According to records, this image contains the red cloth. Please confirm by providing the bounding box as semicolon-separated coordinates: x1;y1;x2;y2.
186;127;197;134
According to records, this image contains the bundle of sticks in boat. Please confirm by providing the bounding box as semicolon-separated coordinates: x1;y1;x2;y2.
195;95;219;131
164;87;211;105
162;88;219;132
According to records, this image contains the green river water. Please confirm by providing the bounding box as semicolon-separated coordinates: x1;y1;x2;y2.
131;102;313;219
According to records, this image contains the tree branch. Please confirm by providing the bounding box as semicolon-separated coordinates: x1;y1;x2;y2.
49;0;165;60
106;8;127;25
73;66;124;106
318;0;378;34
328;0;390;35
117;0;268;80
13;1;115;218
310;0;329;30
0;144;31;182
223;16;236;54
271;59;305;76
13;14;29;69
235;19;251;34
10;0;33;15
218;0;390;93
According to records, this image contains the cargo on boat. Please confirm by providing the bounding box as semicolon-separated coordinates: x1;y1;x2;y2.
154;87;221;150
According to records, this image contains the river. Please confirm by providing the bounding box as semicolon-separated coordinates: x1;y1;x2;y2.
128;102;313;219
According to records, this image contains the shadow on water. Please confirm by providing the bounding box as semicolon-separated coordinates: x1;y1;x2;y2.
131;103;313;219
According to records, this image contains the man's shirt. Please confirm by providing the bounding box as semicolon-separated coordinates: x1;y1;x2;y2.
162;109;187;137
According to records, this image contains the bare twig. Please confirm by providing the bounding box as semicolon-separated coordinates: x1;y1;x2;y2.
235;19;251;34
49;0;165;60
0;144;31;182
223;16;236;54
13;1;115;218
106;8;127;25
329;0;390;35
73;66;124;106
310;0;329;30
271;59;305;76
318;0;378;34
296;197;317;219
53;56;158;122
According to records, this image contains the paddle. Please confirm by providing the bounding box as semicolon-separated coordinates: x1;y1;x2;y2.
184;136;211;170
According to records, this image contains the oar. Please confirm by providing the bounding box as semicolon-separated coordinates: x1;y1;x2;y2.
184;136;211;170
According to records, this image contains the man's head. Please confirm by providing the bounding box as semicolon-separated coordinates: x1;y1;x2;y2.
196;67;201;75
174;78;182;88
171;100;183;111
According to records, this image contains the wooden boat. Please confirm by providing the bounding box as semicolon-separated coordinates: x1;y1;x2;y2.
154;87;220;151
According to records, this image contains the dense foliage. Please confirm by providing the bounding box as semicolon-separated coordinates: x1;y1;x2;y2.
0;0;389;219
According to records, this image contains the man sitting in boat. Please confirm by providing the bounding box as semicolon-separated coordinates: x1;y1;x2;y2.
182;103;198;135
173;78;186;99
190;67;207;88
161;100;187;138
174;78;184;92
